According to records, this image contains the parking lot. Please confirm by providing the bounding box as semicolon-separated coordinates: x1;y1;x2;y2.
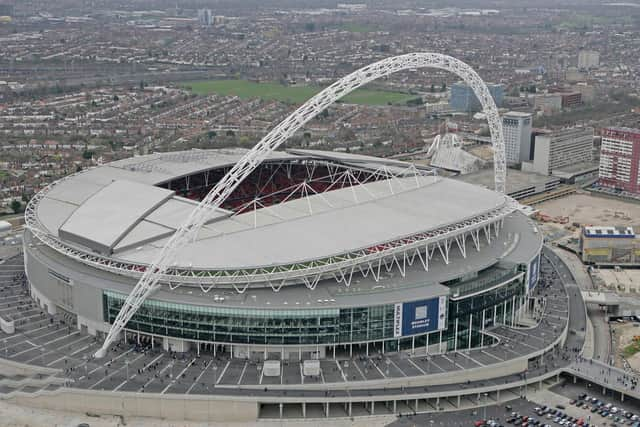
388;396;541;427
388;382;640;427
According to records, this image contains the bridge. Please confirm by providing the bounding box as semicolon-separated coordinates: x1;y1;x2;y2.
566;357;639;403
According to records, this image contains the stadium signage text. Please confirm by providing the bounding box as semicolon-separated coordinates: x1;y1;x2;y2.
393;296;447;338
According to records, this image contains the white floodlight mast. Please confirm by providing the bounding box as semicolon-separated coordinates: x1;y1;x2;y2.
94;53;506;358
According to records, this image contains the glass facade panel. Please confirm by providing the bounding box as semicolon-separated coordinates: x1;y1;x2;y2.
103;291;397;346
103;267;526;350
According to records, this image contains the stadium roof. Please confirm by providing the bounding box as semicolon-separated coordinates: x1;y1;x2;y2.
35;149;511;271
49;210;538;309
120;177;506;269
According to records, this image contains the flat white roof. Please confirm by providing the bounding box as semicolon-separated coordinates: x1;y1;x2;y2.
584;226;635;238
58;180;174;253
503;111;532;118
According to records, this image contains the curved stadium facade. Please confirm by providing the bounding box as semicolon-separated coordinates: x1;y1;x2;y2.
23;148;542;360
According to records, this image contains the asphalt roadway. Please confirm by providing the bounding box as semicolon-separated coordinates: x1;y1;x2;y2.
552;247;611;363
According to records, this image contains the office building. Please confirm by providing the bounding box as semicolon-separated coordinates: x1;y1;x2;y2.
0;2;13;16
197;9;213;26
578;50;600;70
598;127;640;194
534;94;563;113
561;92;582;109
502;111;533;164
527;127;593;175
449;82;504;113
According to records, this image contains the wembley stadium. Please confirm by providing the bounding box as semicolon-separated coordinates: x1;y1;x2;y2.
0;53;599;422
23;147;542;360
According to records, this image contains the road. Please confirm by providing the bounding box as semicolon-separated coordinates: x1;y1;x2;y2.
552;247;611;363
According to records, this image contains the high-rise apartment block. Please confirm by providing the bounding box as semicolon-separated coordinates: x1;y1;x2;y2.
598;127;640;194
578;50;600;69
0;2;13;17
198;9;213;26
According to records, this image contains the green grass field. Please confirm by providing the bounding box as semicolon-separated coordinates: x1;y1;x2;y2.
182;79;416;106
340;22;376;33
558;14;634;30
623;340;640;358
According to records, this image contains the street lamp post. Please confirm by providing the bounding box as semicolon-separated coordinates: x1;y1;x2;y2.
213;364;218;388
83;355;88;378
483;392;488;420
125;359;129;381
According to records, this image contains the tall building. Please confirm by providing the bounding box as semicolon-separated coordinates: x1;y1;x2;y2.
449;82;504;113
573;83;595;104
502;111;533;164
534;94;563;113
578;50;600;70
598;127;640;194
197;9;213;26
560;92;582;109
529;127;593;175
0;2;14;17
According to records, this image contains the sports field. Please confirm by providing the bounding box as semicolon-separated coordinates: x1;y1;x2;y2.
182;79;417;106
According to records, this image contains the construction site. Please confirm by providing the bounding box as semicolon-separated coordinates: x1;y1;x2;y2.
535;193;640;227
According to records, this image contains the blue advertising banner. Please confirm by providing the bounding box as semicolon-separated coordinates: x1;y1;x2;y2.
393;296;447;337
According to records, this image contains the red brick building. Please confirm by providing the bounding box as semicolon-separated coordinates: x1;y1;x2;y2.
560;92;582;109
598;127;640;194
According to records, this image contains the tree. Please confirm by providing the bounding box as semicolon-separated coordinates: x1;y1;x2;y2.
441;83;447;92
10;200;21;214
139;80;145;90
207;130;217;139
82;150;94;160
406;97;424;106
430;84;435;93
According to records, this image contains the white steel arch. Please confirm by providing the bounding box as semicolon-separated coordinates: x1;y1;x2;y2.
95;52;506;358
